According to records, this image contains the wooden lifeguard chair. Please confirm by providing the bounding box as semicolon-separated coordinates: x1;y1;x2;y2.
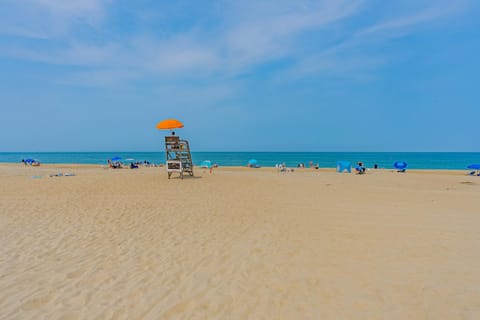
165;135;194;179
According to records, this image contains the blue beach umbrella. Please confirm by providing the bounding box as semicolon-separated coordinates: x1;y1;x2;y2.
24;158;35;163
467;164;480;175
111;156;122;161
394;161;408;170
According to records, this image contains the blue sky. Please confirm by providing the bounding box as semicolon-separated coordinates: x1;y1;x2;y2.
0;0;479;152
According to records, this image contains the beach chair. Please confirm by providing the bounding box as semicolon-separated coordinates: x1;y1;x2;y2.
468;170;476;176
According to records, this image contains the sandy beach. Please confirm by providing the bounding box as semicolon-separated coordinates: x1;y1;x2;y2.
0;163;479;319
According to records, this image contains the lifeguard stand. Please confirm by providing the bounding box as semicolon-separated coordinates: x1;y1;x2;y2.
165;135;194;179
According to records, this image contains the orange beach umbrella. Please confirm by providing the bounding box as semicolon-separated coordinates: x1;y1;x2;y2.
156;119;184;130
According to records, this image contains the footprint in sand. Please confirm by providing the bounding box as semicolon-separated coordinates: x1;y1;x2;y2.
21;293;54;310
56;312;82;320
67;268;86;279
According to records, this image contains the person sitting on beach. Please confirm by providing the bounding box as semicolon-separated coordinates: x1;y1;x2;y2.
356;162;366;174
130;162;139;169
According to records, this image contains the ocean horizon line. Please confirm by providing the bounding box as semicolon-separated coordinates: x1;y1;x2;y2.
1;151;479;154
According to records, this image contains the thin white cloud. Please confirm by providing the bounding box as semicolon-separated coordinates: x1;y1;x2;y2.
126;35;220;73
59;68;142;87
30;0;109;17
0;0;474;86
280;0;472;80
0;42;119;66
358;0;470;37
222;0;364;70
0;1;363;74
0;0;111;38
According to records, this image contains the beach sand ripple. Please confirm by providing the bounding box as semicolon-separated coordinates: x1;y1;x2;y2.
1;165;479;319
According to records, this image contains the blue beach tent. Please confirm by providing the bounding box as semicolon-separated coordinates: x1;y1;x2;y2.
248;159;260;168
199;160;212;168
336;161;351;173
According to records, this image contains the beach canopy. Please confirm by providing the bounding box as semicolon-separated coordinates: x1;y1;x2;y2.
111;156;122;161
467;164;480;169
199;160;212;168
24;158;36;163
394;161;408;169
156;119;184;130
336;161;351;173
248;159;258;165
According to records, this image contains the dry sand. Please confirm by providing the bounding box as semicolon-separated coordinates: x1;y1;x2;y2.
0;164;479;319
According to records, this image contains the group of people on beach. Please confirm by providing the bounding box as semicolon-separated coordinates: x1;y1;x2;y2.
276;163;294;173
107;159;123;169
21;159;40;166
356;162;382;174
20;157;396;174
107;159;160;169
274;161;320;171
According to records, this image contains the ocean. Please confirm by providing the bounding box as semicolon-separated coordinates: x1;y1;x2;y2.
1;152;479;170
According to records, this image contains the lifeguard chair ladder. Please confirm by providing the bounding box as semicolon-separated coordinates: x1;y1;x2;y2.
165;136;194;179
